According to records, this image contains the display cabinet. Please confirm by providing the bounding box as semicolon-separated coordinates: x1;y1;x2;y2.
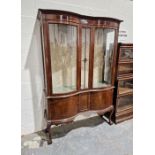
38;9;122;144
113;43;133;123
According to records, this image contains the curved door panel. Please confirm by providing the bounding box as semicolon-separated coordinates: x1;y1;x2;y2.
49;24;77;94
48;96;78;120
93;28;115;88
90;89;113;110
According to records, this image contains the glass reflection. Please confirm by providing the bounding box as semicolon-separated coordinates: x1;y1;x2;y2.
93;28;115;88
81;28;90;89
118;79;133;95
49;24;77;93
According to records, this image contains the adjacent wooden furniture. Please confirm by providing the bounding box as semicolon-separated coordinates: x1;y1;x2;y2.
38;9;122;144
113;43;133;123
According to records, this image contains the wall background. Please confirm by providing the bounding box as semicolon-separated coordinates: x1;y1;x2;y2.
21;0;133;135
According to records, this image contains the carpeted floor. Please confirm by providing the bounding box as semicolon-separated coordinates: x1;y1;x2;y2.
21;116;133;155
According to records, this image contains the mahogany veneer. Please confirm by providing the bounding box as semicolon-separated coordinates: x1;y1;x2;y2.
38;9;122;144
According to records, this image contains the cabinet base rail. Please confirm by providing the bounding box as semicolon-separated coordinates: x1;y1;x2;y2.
44;106;114;144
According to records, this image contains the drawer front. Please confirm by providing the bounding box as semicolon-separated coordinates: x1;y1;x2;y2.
117;94;133;112
90;89;113;110
48;96;78;120
119;48;133;61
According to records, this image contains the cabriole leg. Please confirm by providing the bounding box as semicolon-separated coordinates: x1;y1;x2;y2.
109;109;114;125
45;121;52;144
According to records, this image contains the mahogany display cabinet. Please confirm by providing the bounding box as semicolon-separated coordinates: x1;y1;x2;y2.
113;43;133;123
38;9;122;144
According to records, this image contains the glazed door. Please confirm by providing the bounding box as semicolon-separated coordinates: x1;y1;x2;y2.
81;27;91;89
48;24;78;94
93;28;115;88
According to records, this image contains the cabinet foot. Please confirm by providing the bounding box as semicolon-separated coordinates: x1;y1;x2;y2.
109;109;114;125
99;108;114;125
45;121;53;144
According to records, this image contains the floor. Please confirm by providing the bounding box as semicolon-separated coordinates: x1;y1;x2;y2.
21;117;133;155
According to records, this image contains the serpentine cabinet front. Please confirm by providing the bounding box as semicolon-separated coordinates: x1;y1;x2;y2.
38;9;122;144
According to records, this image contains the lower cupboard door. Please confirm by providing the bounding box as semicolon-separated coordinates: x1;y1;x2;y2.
48;96;78;120
90;89;113;110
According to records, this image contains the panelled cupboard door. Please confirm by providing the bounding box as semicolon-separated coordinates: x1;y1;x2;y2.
90;89;113;110
48;96;78;120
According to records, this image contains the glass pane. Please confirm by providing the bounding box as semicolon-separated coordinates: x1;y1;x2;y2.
81;28;90;89
120;48;133;61
117;95;133;112
118;79;133;95
93;28;115;88
118;63;133;76
49;24;77;93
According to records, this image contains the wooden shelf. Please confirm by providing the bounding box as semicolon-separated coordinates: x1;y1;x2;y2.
118;87;133;95
118;60;133;64
115;107;133;123
119;66;132;72
117;104;133;112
